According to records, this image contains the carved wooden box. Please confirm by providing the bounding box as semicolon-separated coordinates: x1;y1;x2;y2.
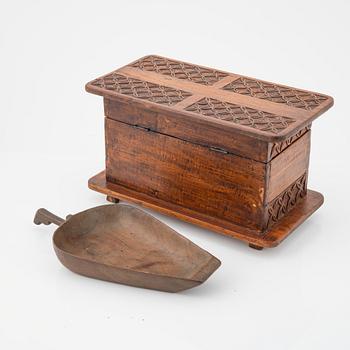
86;55;333;249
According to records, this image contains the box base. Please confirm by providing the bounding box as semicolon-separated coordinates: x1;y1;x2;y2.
88;171;324;249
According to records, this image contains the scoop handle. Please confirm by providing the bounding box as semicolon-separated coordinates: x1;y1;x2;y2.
34;208;66;226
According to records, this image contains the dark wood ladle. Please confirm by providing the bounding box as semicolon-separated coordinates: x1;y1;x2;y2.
34;204;221;292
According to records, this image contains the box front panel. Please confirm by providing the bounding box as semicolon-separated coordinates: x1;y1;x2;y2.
105;118;266;232
104;98;270;163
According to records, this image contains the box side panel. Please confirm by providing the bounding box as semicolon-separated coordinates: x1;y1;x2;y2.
104;98;270;163
264;131;311;229
105;118;267;232
266;125;311;162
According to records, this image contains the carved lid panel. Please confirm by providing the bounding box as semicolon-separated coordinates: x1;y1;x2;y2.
86;55;333;142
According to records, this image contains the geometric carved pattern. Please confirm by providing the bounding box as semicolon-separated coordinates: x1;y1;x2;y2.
185;97;295;134
266;173;307;229
269;125;311;159
131;55;228;86
223;77;328;110
91;73;192;106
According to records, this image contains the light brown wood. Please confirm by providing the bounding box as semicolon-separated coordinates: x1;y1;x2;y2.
119;65;311;120
211;75;241;88
34;205;221;292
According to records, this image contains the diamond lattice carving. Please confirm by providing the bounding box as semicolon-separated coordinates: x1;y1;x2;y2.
91;73;192;106
223;77;328;110
185;98;295;134
267;173;307;228
131;56;228;86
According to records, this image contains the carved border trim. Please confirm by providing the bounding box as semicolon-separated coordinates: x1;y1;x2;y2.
269;125;311;159
266;172;307;229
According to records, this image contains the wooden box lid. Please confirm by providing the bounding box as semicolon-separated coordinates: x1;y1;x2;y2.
86;55;333;143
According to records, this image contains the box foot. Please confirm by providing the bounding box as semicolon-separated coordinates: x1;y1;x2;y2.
106;195;120;203
249;243;264;250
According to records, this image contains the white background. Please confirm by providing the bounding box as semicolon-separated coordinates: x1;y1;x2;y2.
1;0;349;349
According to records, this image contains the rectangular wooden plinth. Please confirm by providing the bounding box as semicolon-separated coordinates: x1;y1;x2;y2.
88;171;324;248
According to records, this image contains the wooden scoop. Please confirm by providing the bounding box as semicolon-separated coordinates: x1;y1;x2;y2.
34;204;221;292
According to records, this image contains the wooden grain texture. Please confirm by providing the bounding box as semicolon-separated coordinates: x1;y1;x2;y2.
266;131;310;202
85;55;332;248
104;98;270;163
267;125;311;160
105;118;313;234
34;205;221;292
105;118;266;232
86;54;333;142
88;172;324;248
